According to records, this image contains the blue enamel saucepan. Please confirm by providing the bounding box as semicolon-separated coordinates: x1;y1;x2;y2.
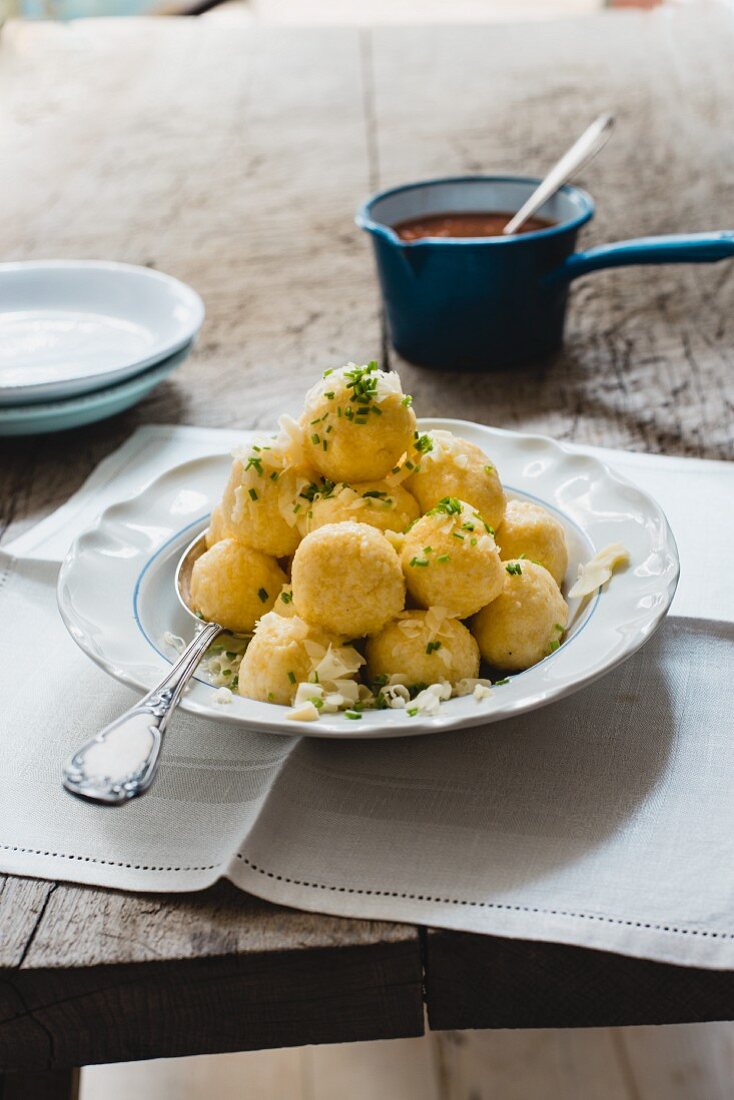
356;176;734;371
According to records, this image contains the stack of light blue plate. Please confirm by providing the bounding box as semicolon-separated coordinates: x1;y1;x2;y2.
0;261;205;436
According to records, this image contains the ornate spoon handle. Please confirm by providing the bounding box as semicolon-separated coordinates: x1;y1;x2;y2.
62;620;222;805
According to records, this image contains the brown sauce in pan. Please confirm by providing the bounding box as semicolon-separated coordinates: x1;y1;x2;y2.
394;211;555;241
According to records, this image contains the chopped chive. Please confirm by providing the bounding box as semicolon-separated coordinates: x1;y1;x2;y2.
462;522;475;532
322;440;328;451
248;488;258;501
405;460;415;470
280;591;293;604
287;670;296;684
371;405;382;416
426;640;442;655
257;587;269;602
547;639;561;653
323;368;334;376
484;465;494;474
354;417;367;425
437;553;450;563
410;557;430;567
414;433;433;454
402;394;413;406
345;710;362;720
423;545;433;553
270;471;279;481
324;390;335;399
452;532;464;541
429;497;462;516
267;692;275;702
311;433;320;445
554;623;564;632
494;677;510;686
506;562;522;575
246;456;264;475
406;707;419;717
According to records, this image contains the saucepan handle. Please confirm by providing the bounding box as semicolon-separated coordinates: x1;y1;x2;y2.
549;231;734;283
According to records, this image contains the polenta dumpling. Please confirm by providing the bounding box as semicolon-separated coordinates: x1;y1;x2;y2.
495;499;568;587
299;362;417;482
400;497;504;619
190;538;286;634
205;503;235;549
220;447;315;559
297;479;419;536
291;521;405;637
238;612;346;705
406;430;506;531
366;610;480;689
471;559;569;671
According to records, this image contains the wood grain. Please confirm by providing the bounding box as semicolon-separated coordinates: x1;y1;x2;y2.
369;10;734;460
0;885;422;1070
0;8;733;1069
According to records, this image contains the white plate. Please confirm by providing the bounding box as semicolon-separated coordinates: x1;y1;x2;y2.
57;420;679;739
0;261;205;405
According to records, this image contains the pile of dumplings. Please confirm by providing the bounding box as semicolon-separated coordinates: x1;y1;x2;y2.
190;362;570;720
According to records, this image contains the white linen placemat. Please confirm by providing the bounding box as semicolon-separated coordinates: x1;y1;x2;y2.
1;426;733;970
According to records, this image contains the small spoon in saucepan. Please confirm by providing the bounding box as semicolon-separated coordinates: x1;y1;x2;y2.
503;113;614;236
62;531;221;805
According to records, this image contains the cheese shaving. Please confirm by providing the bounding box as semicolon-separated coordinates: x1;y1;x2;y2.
411;681;452;716
424;605;451;634
287;700;321;722
568;543;630;598
384;454;413;489
381;684;411;709
452;677;492;698
384;529;405;552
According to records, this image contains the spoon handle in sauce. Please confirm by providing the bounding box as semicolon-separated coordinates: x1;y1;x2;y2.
503;113;614;236
62;619;222;805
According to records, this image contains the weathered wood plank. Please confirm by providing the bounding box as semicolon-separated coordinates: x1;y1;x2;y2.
0;889;423;1071
369;9;734;460
20;882;415;970
0;941;423;1071
425;931;734;1031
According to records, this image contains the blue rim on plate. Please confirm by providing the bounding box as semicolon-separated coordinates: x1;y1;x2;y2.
0;340;193;437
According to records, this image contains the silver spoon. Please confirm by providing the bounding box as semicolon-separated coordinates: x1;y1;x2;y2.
503;113;614;236
62;531;221;805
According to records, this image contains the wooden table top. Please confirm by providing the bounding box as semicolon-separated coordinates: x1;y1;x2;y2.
1;7;733;1073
